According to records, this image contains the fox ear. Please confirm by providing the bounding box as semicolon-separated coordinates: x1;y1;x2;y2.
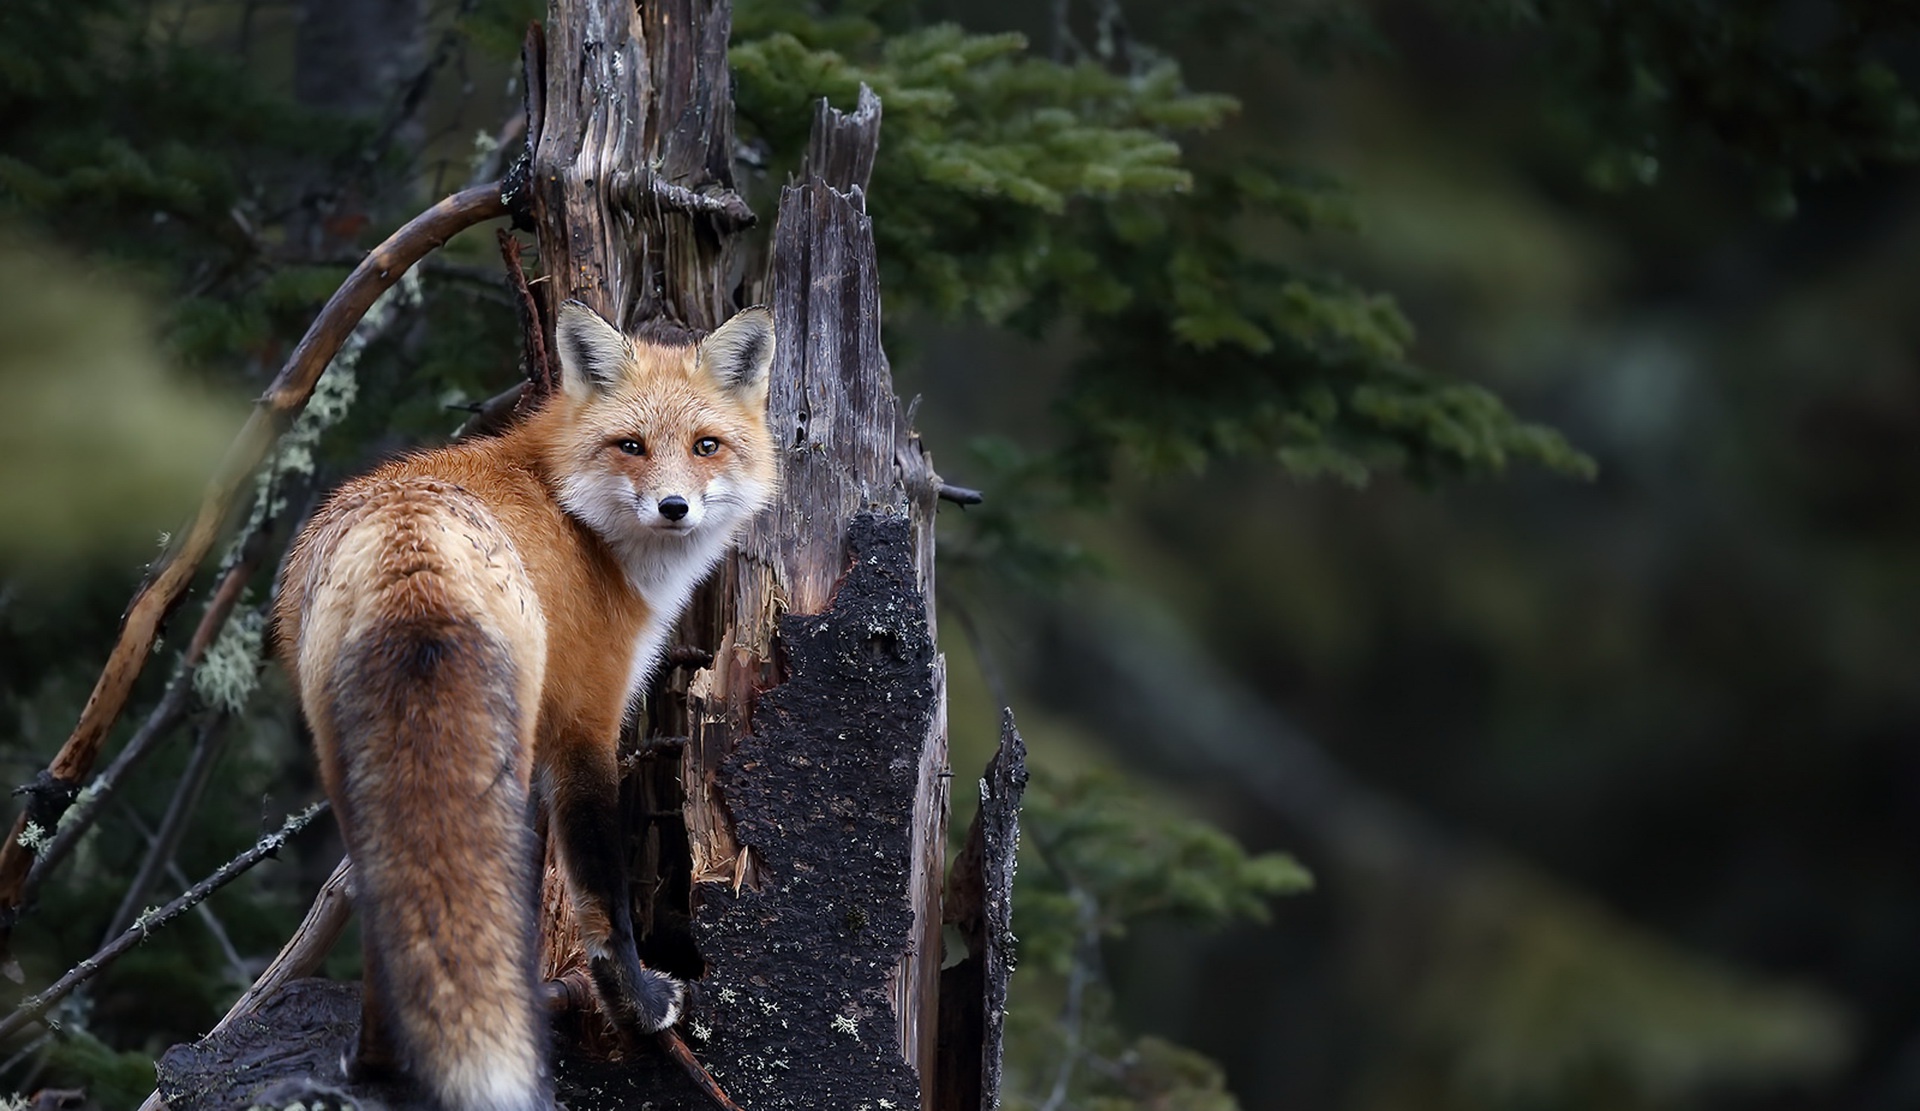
697;306;775;399
554;300;632;398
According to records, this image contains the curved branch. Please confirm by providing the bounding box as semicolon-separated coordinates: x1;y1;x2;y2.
0;184;508;956
211;856;355;1036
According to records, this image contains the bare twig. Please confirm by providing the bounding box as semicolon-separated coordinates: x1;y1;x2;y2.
662;645;715;672
0;1032;52;1084
498;228;556;406
17;538;270;918
0;183;506;956
454;382;531;440
120;804;252;986
936;482;984;506
1039;885;1101;1111
539;971;744;1111
208;856;353;1036
541;966;598;1015
365;0;480;168
124;855;354;1111
608;169;756;232
0;802;327;1042
168;857;250;986
657;1029;748;1111
101;712;235;945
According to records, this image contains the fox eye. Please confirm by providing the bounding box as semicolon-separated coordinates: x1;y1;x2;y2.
692;437;721;457
616;438;646;456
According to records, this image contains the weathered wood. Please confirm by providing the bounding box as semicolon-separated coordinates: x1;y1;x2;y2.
525;0;753;1025
935;713;1028;1111
527;14;951;1101
156;979;361;1111
130;861;349;1111
663;84;952;1109
148;11;972;1109
211;858;355;1036
528;0;745;334
678;514;934;1109
805;84;882;199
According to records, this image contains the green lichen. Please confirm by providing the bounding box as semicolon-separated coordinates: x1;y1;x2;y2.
194;608;267;715
17;821;49;852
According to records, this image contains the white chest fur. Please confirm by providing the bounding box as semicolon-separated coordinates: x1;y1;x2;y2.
616;529;737;711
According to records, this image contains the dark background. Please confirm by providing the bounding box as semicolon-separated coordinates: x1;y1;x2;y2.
3;2;1917;1109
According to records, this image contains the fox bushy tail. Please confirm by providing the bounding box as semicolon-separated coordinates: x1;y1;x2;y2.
300;500;550;1111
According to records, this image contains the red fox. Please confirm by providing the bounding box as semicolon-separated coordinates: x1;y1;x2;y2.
272;302;778;1111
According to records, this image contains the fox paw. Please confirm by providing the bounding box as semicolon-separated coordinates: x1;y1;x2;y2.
589;956;685;1035
631;966;687;1032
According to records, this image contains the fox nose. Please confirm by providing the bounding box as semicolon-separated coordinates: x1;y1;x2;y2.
658;496;690;522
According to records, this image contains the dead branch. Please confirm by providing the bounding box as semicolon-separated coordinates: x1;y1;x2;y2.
607;169;756;232
129;857;355;1111
0;183;507;956
100;711;235;944
497;228;556;407
936;483;984;506
0;802;327;1042
538;971;744;1111
120;805;252;986
454;382;530;440
16;537;270;918
168;858;250;987
656;1030;748;1111
933;711;1026;1111
209;856;353;1036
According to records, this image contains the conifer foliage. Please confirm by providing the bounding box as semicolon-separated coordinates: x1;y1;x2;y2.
733;0;1593;491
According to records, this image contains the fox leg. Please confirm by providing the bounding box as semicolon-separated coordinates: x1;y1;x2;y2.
349;938;404;1086
547;742;685;1037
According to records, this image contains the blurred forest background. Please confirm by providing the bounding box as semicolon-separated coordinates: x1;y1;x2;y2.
3;0;1918;1109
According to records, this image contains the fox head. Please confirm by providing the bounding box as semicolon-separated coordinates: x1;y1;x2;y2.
535;301;778;583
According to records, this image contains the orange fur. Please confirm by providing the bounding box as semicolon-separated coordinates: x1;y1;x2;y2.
274;305;777;1111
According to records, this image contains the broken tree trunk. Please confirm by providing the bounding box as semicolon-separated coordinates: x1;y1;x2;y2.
150;0;1026;1106
655;85;951;1108
521;0;960;1103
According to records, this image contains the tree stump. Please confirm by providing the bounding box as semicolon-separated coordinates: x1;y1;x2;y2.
153;2;1026;1107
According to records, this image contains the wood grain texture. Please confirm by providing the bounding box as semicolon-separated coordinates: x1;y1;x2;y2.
210;858;355;1038
528;0;747;334
524;0;754;1049
935;713;1028;1111
671;87;952;1109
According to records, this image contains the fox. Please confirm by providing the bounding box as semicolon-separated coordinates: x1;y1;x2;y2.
271;301;779;1111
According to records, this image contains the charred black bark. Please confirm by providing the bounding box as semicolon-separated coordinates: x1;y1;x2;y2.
935;714;1028;1111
